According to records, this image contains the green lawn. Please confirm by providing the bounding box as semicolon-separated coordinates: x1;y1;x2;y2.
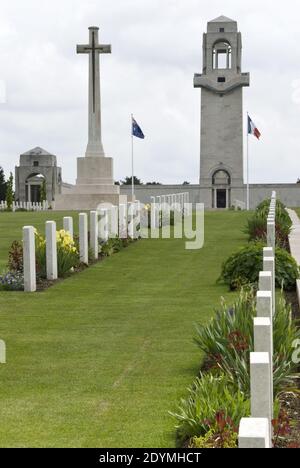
0;210;249;448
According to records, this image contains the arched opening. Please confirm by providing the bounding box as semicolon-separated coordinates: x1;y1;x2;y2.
212;169;231;208
25;173;46;203
213;41;232;69
212;169;231;186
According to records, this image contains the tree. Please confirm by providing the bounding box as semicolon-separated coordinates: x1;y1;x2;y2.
5;172;14;210
121;176;142;185
183;181;190;185
146;181;162;185
0;166;6;201
40;179;47;202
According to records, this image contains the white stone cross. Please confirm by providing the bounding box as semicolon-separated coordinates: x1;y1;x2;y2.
77;27;111;158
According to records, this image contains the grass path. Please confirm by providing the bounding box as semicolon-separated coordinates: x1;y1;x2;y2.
0;210;249;447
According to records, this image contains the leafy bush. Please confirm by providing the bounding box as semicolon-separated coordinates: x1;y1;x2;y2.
194;289;255;363
245;199;292;249
194;290;300;396
100;237;124;257
171;372;250;445
219;242;299;291
7;240;23;273
0;271;24;291
188;411;238;448
35;229;79;278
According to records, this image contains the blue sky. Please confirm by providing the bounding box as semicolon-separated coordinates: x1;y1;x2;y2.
0;0;299;185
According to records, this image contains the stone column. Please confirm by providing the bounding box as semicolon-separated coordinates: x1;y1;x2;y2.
79;213;88;264
46;221;58;280
63;216;74;240
23;226;36;292
90;211;98;260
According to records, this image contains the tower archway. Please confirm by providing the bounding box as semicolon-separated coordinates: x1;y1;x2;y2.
212;169;231;208
25;173;46;203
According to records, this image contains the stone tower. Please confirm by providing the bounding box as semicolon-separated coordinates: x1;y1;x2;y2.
194;16;249;208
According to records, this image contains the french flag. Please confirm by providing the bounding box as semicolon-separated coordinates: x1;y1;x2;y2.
248;115;261;140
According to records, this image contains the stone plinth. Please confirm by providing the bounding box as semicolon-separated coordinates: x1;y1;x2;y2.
54;156;125;210
76;157;116;186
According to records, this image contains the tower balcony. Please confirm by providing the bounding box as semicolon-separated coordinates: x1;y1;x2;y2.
194;72;250;94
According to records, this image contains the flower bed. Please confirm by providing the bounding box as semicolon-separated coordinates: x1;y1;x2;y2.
0;232;137;292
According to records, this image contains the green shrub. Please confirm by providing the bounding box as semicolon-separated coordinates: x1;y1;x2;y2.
245;199;292;249
188;411;238;448
7;240;23;273
194;290;300;396
100;237;124;257
219;242;299;291
189;429;238;449
194;289;255;362
171;372;250;445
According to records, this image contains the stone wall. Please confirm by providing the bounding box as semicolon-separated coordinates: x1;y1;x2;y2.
120;184;300;208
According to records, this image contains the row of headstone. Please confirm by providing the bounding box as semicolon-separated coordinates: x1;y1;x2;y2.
239;192;276;449
233;199;246;211
0;200;49;211
150;192;190;229
22;202;142;292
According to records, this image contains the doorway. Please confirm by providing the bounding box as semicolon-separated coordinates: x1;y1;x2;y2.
216;189;227;208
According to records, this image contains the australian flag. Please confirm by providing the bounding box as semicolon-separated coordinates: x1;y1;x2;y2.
132;117;145;139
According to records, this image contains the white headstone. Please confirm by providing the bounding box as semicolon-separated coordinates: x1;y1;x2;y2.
46;221;58;280
110;205;119;238
254;316;273;412
79;213;88;264
256;291;272;319
63;216;74;240
263;257;275;315
239;418;270;449
250;352;272;446
23;226;36;292
90;211;98;260
128;203;134;239
119;204;127;239
99;208;109;242
259;271;272;292
134;200;141;239
267;221;275;251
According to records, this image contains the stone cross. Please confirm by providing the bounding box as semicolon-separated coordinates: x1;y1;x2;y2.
77;27;111;158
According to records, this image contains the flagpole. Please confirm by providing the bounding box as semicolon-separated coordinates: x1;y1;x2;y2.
131;113;134;201
246;111;250;211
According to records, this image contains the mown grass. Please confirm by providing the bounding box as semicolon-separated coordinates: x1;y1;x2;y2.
0;210;249;447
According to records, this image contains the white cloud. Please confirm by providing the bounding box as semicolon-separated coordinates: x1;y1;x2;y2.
0;0;300;185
